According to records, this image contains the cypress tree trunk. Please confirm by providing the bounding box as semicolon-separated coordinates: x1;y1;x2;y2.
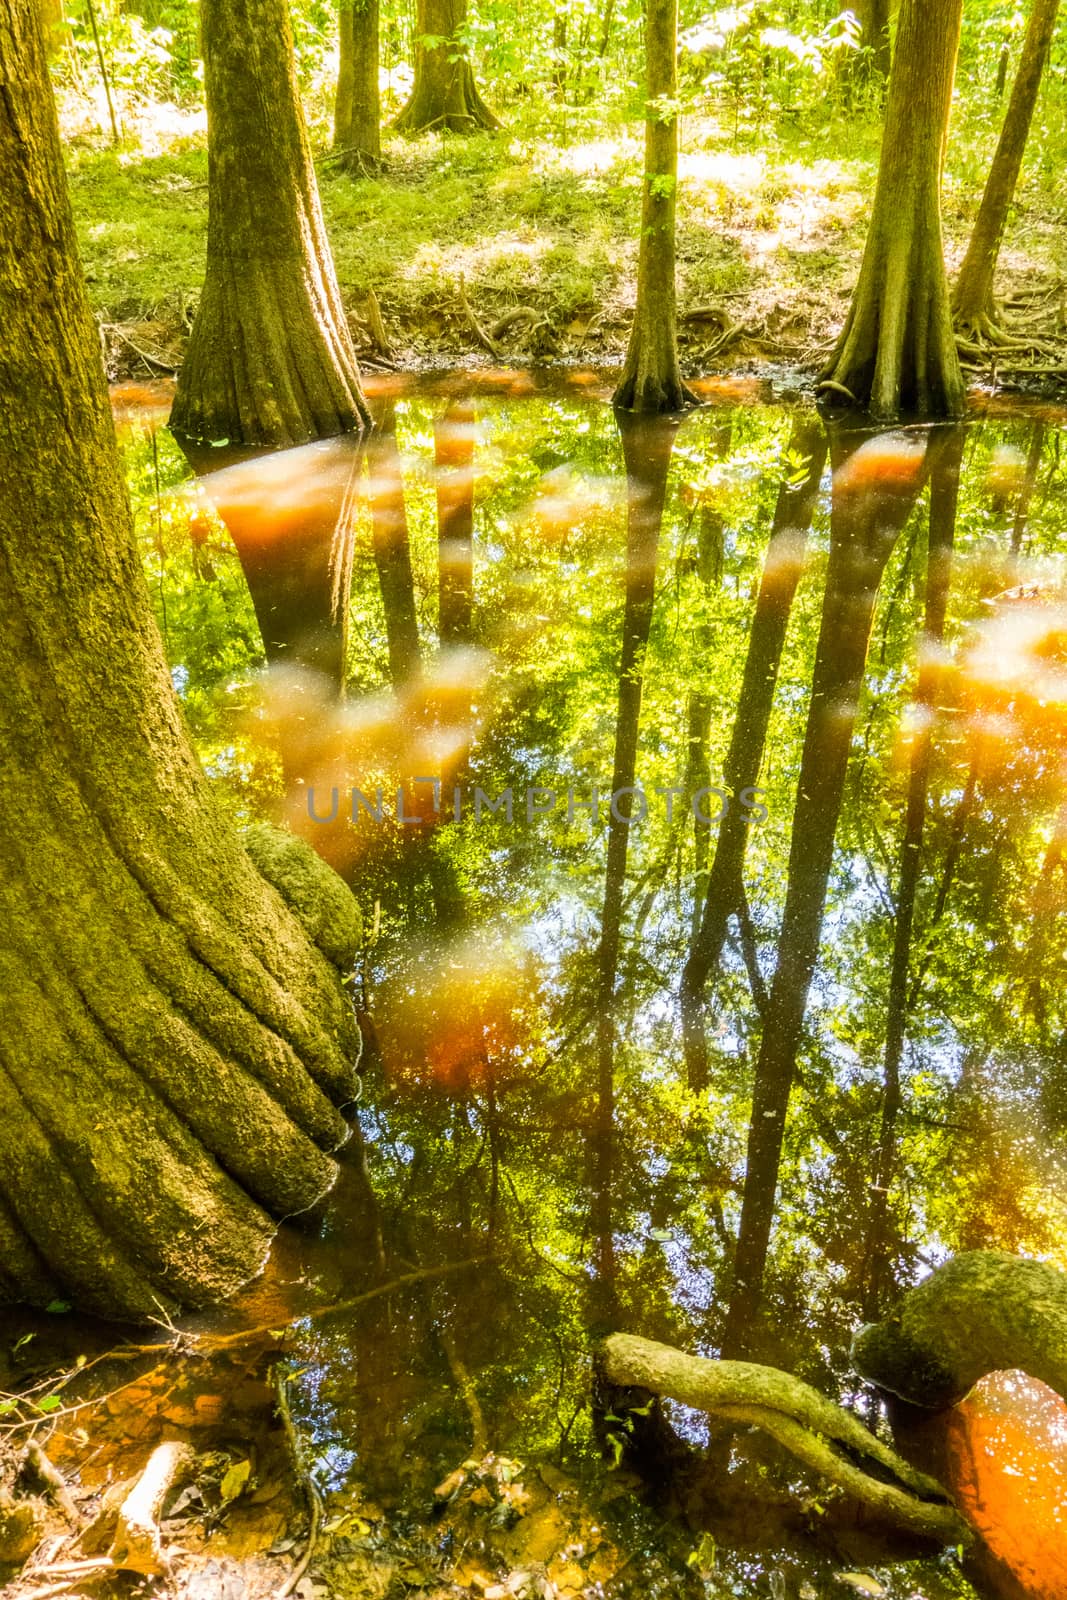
0;0;362;1320
721;429;931;1356
820;0;966;420
952;0;1061;342
858;0;891;79
170;0;371;449
393;0;500;133
613;0;696;413
334;0;382;173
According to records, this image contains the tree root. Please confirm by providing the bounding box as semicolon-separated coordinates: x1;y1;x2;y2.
599;1334;971;1548
458;275;502;359
108;1440;193;1575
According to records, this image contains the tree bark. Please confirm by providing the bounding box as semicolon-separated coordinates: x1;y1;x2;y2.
613;0;695;413
170;0;371;449
680;419;828;1088
0;0;362;1320
952;0;1061;340
721;429;932;1355
334;0;382;172
393;0;500;134
820;0;965;420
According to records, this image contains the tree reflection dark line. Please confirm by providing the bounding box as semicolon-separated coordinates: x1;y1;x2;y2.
862;427;964;1318
681;418;828;1088
722;427;934;1356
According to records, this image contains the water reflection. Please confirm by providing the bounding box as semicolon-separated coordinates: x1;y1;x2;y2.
119;384;1067;1596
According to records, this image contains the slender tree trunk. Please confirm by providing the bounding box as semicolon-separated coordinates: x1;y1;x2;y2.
820;0;965;420
436;402;475;646
862;430;962;1319
170;0;371;449
721;429;932;1355
592;413;678;1300
861;0;892;78
680;419;828;1088
552;12;567;99
613;0;696;413
367;405;423;690
953;0;1060;340
334;0;382;172
393;0;500;133
0;0;362;1320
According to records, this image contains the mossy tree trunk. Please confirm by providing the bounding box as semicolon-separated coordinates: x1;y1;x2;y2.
334;0;382;173
613;0;695;413
0;0;363;1320
820;0;965;420
170;0;371;449
393;0;500;133
952;0;1061;341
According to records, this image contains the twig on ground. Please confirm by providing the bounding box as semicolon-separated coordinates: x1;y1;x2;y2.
108;1440;193;1575
458;276;502;359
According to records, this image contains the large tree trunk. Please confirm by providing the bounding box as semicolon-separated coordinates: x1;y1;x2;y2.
170;0;371;449
334;0;382;173
0;0;363;1320
393;0;500;133
680;419;828;1088
721;429;931;1355
613;0;695;413
820;0;965;420
952;0;1061;341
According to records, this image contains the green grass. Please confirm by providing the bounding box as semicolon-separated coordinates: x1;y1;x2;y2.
61;85;1067;367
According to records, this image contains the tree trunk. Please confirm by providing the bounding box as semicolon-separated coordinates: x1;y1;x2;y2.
861;430;962;1319
858;0;891;79
592;413;678;1307
721;429;932;1355
680;419;828;1088
436;402;475;645
820;0;965;420
612;0;695;414
0;0;363;1320
952;0;1061;340
334;0;382;172
393;0;500;133
170;0;371;449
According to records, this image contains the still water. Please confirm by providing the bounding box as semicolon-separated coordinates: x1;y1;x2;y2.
37;376;1067;1596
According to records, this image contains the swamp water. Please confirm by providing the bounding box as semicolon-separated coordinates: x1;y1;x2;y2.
3;373;1066;1600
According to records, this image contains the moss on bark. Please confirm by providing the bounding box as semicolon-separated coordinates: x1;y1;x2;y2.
169;0;371;448
393;0;500;134
0;0;363;1320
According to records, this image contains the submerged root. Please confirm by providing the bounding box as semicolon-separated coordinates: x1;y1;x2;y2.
599;1333;971;1547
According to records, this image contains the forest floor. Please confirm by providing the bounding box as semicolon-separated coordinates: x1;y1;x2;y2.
60;90;1067;396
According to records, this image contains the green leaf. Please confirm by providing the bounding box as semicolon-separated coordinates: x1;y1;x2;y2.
45;1299;73;1314
35;1395;62;1414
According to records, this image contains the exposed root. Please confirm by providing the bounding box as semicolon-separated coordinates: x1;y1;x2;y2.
599;1333;971;1548
272;1367;322;1600
108;1440;193;1575
458;275;502;359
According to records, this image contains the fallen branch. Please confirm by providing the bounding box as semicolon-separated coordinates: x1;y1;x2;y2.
272;1366;322;1600
108;1440;193;1575
102;323;177;374
599;1334;970;1548
458;276;502;359
489;306;541;341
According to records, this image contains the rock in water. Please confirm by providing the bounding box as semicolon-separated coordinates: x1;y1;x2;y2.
853;1251;1067;1409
